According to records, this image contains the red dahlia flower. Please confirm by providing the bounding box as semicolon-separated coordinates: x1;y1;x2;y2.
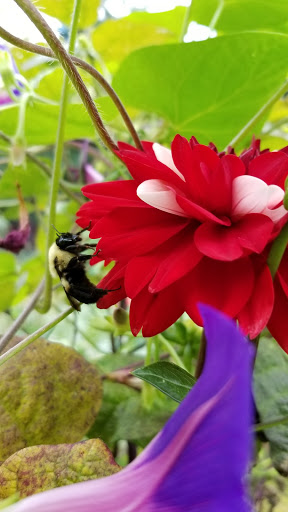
76;135;288;350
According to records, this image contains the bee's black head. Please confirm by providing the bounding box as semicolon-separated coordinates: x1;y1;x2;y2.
55;232;82;250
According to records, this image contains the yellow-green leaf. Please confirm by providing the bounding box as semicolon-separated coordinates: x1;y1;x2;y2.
0;339;102;463
39;0;99;29
0;438;120;499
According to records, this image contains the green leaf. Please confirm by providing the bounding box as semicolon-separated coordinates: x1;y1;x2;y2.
38;0;100;28
0;102;96;145
113;33;288;149
133;361;195;403
190;0;288;34
0;439;120;499
254;337;288;474
110;395;177;444
0;339;102;464
92;8;185;71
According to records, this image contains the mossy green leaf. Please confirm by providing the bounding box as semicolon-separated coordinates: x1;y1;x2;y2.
0;438;120;499
0;339;102;464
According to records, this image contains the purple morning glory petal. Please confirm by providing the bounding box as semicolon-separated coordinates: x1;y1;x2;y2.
7;306;254;512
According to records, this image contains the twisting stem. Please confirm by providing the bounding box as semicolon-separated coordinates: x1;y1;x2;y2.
13;0;118;153
0;279;45;353
0;25;143;151
0;306;73;366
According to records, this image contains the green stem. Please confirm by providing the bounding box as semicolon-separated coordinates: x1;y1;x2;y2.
0;279;45;353
157;333;187;370
209;0;224;30
254;415;288;432
179;1;193;42
0;307;73;367
13;0;118;153
267;222;288;279
38;0;82;312
226;79;288;150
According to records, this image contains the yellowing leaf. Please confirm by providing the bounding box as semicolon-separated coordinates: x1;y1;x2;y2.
0;439;120;499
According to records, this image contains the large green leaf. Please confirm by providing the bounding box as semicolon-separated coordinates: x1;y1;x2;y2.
39;0;99;28
254;337;288;474
189;0;288;34
133;361;195;403
92;8;185;71
113;33;288;149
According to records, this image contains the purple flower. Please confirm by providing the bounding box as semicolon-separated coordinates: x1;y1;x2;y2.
8;305;254;512
0;43;22;104
84;163;104;184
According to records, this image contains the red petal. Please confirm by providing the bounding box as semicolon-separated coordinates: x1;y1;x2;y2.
238;260;274;338
125;225;201;297
149;227;202;292
129;286;154;336
249;151;288;189
129;283;184;337
267;274;288;353
183;257;254;325
97;263;127;308
142;284;185;337
93;207;189;261
194;214;273;261
118;149;186;191
176;194;231;225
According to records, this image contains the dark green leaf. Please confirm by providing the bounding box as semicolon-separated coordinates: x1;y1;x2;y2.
133;361;195;403
113;33;288;149
254;337;288;474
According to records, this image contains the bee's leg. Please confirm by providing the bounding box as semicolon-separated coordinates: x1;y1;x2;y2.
68;284;108;304
75;222;91;235
64;243;97;253
78;254;93;262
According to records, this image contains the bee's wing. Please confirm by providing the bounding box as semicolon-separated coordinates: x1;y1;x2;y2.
63;288;81;311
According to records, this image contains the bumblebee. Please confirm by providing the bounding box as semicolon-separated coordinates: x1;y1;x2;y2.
49;225;116;311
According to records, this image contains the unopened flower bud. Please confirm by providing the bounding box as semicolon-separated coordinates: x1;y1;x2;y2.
113;307;129;327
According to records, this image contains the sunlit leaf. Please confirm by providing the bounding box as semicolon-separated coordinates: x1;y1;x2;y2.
39;0;100;28
189;0;288;33
92;8;185;72
113;32;288;149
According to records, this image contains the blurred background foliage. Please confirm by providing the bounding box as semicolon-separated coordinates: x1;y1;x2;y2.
1;0;288;509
